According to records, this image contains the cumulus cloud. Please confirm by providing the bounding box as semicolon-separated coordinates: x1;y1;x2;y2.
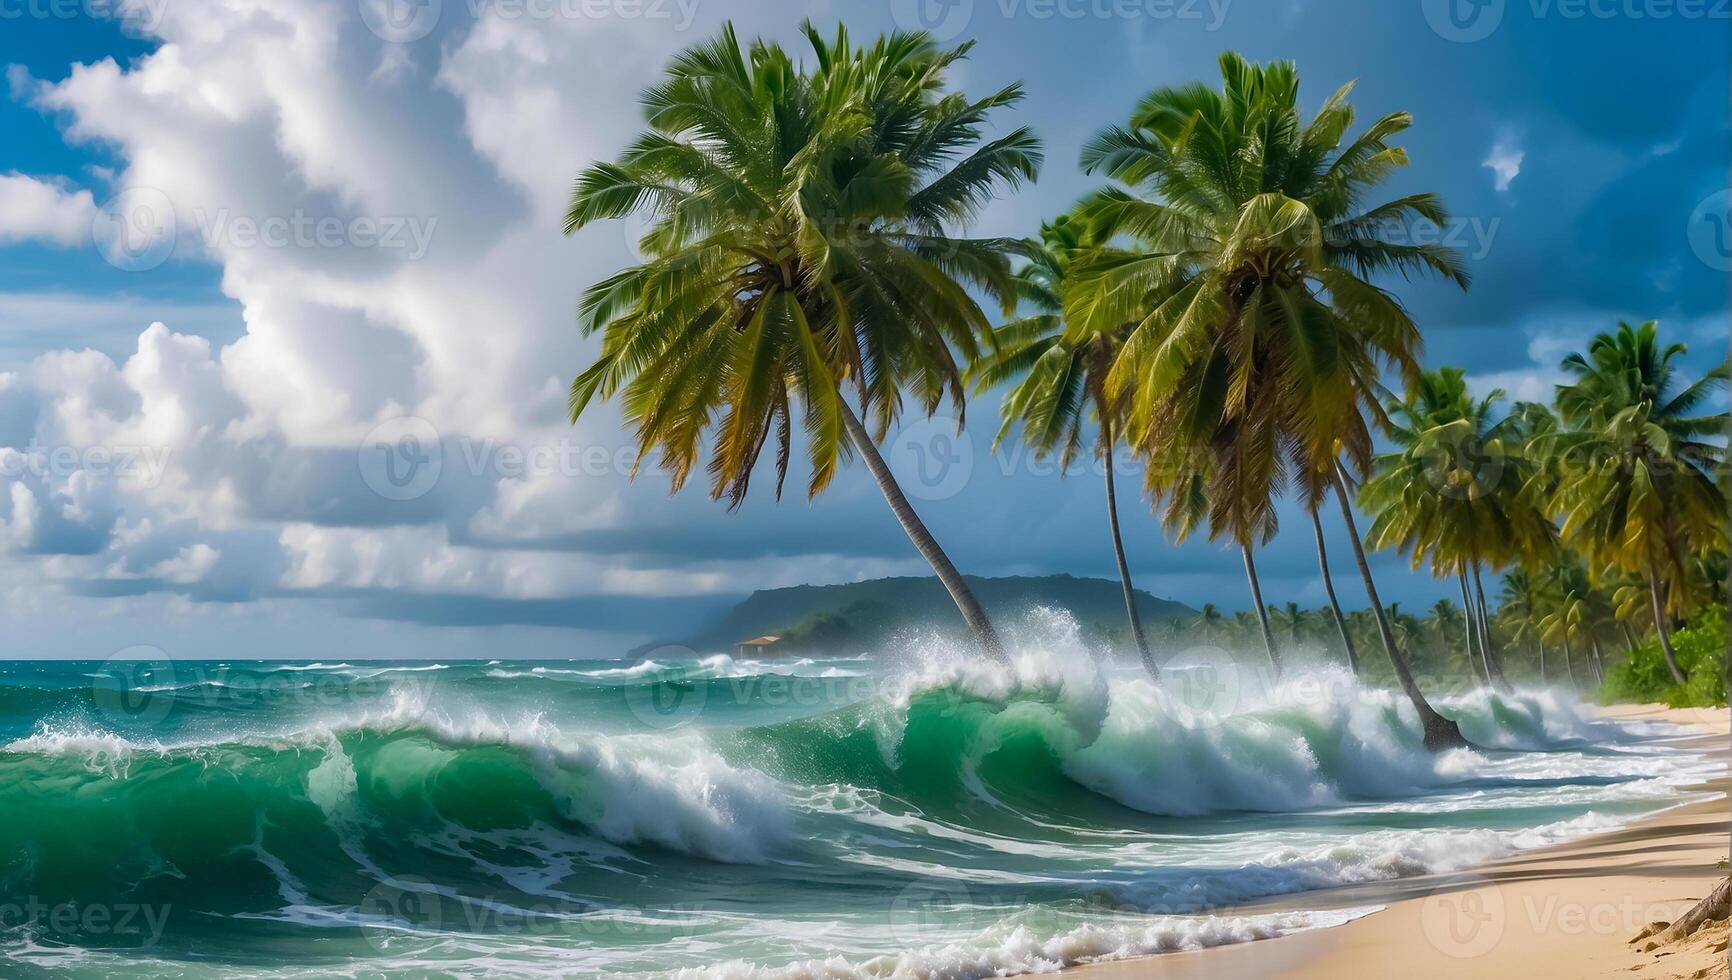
0;1;881;639
0;173;97;246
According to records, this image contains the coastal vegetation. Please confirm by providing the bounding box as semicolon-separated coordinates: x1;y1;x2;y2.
569;23;1730;723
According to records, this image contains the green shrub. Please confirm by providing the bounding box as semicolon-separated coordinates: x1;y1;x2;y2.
1599;605;1728;707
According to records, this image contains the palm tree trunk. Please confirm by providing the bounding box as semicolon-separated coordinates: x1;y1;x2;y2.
1538;642;1548;685
1619;621;1638;655
1650;878;1732;946
1589;634;1606;686
1102;431;1155;679
1470;562;1508;688
1645;565;1687;686
1310;508;1359;678
1458;570;1489;686
838;400;1005;662
1330;466;1468;751
1562;632;1579;690
1240;543;1281;677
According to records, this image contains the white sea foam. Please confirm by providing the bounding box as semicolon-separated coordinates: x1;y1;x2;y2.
669;906;1378;979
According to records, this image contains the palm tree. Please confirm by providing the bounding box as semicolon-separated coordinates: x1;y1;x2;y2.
1270;601;1307;649
1126;405;1284;674
1387;603;1430;671
1459;570;1494;684
1538;560;1598;691
1547;321;1729;685
1498;569;1549;683
1424;598;1467;676
1068;54;1473;749
970;215;1155;675
564;24;1041;661
1360;368;1558;689
1310;507;1361;676
1193;603;1227;643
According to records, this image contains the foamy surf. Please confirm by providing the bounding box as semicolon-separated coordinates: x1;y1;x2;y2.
664;906;1380;979
0;613;1718;978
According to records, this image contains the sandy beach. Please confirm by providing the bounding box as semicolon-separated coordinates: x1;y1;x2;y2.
1074;704;1730;980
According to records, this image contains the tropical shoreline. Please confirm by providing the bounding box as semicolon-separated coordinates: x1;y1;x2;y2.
1066;703;1730;979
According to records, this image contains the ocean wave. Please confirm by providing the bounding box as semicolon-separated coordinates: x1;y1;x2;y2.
0;617;1713;978
727;639;1650;824
0;696;801;915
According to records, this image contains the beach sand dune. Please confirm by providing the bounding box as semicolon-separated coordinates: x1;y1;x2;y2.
1073;704;1729;979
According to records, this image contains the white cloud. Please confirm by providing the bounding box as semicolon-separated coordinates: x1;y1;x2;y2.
149;542;220;583
1464;330;1574;403
0;173;97;246
1483;140;1524;192
0;1;883;634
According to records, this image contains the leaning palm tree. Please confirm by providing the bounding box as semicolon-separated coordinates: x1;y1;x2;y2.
564;23;1041;660
1068;53;1471;748
1309;507;1361;677
970;215;1155;676
1546;321;1729;685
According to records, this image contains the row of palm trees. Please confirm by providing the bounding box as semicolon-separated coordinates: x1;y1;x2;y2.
1170;540;1725;691
565;23;1725;751
1359;321;1727;690
1156;596;1533;682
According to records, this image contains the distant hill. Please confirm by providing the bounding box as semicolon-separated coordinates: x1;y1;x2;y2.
650;574;1196;656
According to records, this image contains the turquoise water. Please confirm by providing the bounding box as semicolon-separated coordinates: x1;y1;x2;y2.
0;618;1716;977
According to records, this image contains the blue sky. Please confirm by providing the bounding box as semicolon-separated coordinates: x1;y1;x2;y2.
0;0;1723;659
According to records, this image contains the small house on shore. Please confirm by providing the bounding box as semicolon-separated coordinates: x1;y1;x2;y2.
734;635;781;657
